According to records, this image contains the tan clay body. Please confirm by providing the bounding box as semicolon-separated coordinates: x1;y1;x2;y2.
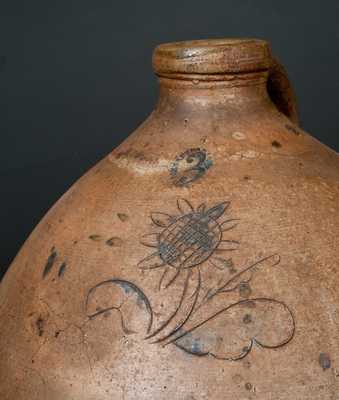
0;39;338;399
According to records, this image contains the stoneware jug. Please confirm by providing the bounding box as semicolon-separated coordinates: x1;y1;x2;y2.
0;39;338;399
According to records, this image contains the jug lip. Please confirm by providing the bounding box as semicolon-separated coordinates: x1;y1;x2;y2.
153;38;272;76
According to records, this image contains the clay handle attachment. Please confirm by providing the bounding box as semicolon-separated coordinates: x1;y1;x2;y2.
267;57;299;125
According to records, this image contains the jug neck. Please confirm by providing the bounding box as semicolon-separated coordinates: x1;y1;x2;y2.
151;39;298;124
154;71;272;117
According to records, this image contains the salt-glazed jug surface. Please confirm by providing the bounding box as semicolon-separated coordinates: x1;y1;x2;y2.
0;39;338;399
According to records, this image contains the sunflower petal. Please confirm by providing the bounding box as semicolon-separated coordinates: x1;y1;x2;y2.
220;219;239;232
177;198;194;214
159;267;182;290
217;240;240;251
138;252;165;270
205;201;230;220
209;257;237;273
197;203;206;213
151;212;173;227
140;233;160;248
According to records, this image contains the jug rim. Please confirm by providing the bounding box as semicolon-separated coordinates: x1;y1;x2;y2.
153;38;272;76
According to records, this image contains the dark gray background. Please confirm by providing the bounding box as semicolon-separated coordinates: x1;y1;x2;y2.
1;1;339;278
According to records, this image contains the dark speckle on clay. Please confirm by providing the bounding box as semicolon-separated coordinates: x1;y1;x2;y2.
117;213;129;222
106;237;123;247
271;140;282;148
319;353;331;370
42;248;57;278
89;234;101;241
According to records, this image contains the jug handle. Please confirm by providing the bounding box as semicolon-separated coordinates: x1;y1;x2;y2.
267;57;299;125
